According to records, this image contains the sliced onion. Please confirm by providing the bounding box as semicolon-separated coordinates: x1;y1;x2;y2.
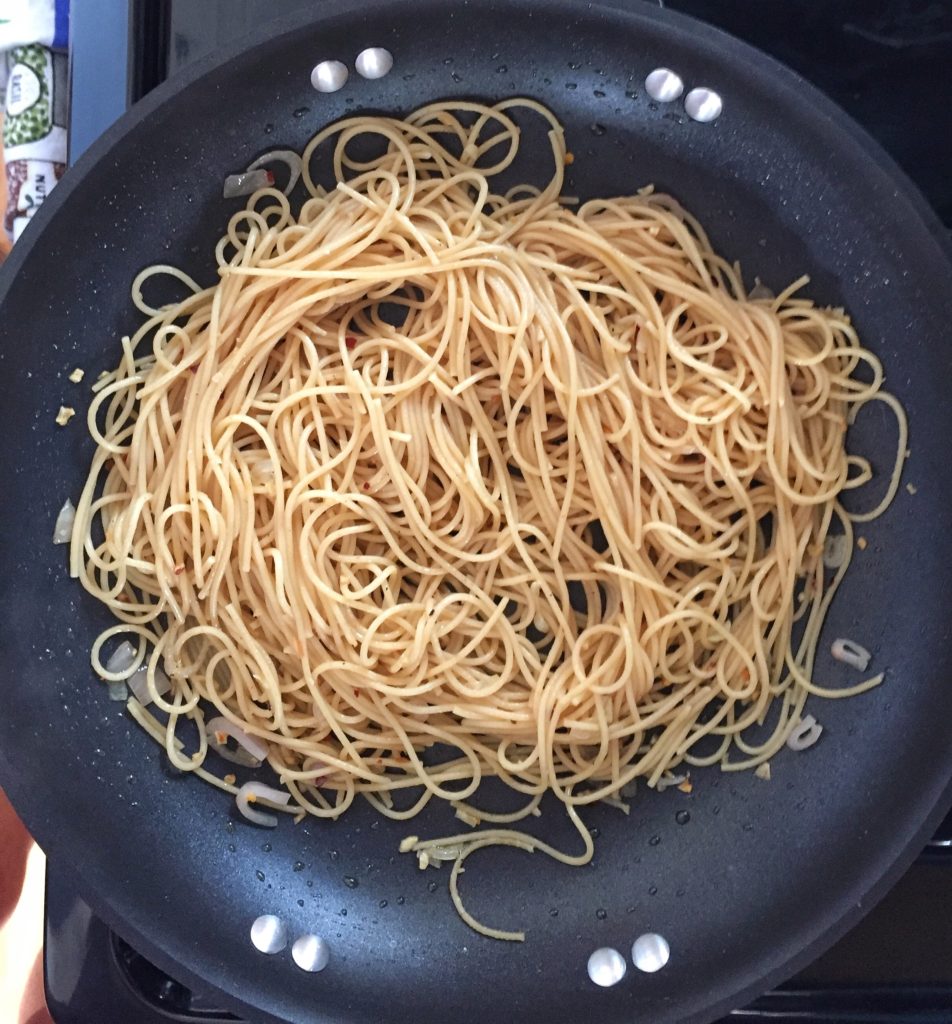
831;638;871;672
53;499;75;544
822;533;849;569
107;680;128;702
787;714;823;751
223;168;273;198
207;716;269;767
127;664;172;706
236;781;290;827
655;771;687;791
246;150;302;196
104;640;138;678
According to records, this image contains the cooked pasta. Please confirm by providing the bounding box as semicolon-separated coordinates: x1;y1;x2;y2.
69;98;905;940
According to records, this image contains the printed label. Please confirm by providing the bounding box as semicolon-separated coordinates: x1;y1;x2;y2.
7;62;41;116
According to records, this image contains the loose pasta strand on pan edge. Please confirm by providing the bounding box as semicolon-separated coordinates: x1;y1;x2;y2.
70;98;906;941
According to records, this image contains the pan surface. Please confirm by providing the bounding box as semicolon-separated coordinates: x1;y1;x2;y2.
2;2;952;1022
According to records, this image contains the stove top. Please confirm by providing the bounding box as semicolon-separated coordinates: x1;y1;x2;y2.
55;0;952;1021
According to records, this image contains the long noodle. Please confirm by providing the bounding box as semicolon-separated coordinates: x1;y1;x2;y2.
70;98;906;940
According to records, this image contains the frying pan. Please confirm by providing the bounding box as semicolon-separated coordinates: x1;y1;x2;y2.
2;1;952;1022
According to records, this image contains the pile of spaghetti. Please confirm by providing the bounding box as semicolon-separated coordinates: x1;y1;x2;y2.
69;99;904;940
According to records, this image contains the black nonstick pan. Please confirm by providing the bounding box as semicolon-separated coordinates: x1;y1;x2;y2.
2;2;952;1022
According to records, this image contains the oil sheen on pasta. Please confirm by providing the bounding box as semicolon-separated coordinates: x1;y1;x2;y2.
70;99;906;941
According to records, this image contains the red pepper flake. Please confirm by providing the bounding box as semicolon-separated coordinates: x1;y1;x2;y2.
345;336;357;350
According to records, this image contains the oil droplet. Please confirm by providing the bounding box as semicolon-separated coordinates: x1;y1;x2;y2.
293;107;309;118
648;835;661;846
648;885;658;896
293;861;305;872
549;908;559;917
255;870;265;882
590;123;607;136
397;896;406;905
343;876;359;889
675;810;690;826
565;82;578;91
596;908;607;920
427;881;438;893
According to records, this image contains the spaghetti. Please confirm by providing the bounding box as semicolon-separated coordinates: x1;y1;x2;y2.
69;99;905;940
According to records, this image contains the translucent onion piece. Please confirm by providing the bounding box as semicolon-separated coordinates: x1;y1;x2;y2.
655;771;687;791
246;149;302;195
748;280;775;301
127;664;172;706
207;716;269;766
52;498;75;544
223;168;273;198
236;781;290;827
104;640;137;678
787;715;823;751
107;680;128;702
822;533;849;569
831;638;871;672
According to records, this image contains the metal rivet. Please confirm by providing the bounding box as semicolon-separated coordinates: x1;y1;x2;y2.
355;47;394;80
250;914;287;954
587;947;627;987
292;933;330;972
310;60;349;93
632;932;670;973
644;68;684;103
684;87;723;123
